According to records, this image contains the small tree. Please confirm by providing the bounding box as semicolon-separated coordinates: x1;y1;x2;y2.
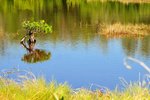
22;20;52;43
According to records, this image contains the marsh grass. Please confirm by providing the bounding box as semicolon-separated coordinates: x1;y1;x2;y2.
0;77;149;100
99;23;150;38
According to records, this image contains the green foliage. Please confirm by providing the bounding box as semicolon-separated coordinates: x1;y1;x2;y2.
22;20;52;34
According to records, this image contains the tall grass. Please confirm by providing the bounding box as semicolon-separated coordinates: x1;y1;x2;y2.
0;57;150;100
0;77;149;100
99;23;150;38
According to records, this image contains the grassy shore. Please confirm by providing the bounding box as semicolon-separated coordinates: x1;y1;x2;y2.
0;78;149;100
98;23;150;38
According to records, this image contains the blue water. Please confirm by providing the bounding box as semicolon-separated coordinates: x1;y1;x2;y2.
0;36;149;90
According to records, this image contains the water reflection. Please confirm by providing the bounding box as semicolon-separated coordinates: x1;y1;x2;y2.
140;36;150;57
0;25;5;56
122;38;138;56
21;36;51;63
1;0;150;33
0;0;149;58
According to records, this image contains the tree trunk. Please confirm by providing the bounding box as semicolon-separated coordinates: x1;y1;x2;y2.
29;33;35;43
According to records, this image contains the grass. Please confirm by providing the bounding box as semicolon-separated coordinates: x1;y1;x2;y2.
98;23;150;38
0;78;149;100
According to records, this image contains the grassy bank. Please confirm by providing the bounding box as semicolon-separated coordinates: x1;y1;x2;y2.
0;78;149;100
98;23;150;38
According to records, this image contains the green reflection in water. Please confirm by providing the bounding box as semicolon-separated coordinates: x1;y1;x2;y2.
0;0;150;58
122;38;139;56
140;36;150;57
1;0;150;32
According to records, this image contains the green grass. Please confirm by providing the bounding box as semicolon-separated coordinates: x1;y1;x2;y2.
0;78;149;100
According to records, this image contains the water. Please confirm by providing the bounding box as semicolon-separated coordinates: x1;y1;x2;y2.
0;0;150;89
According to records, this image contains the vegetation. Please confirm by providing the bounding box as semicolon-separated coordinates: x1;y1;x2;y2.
0;77;149;100
1;0;150;33
0;0;149;57
99;23;150;38
0;1;150;100
21;20;52;45
22;20;52;35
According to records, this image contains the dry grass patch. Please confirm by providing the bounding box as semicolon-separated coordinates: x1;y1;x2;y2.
98;23;150;38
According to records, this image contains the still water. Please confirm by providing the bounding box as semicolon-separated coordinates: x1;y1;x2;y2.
0;0;150;89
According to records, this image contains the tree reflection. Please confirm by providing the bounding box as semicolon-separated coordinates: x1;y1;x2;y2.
121;36;150;58
0;0;150;59
20;36;51;63
121;38;138;56
140;36;150;57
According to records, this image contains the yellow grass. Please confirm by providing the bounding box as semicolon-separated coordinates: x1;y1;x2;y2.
98;23;150;38
0;78;149;100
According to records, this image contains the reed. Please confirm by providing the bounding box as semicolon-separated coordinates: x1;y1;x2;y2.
0;77;149;100
98;23;150;38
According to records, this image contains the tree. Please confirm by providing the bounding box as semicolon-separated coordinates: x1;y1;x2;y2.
21;20;52;43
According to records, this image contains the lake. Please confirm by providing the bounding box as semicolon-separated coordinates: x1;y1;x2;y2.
0;0;150;90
